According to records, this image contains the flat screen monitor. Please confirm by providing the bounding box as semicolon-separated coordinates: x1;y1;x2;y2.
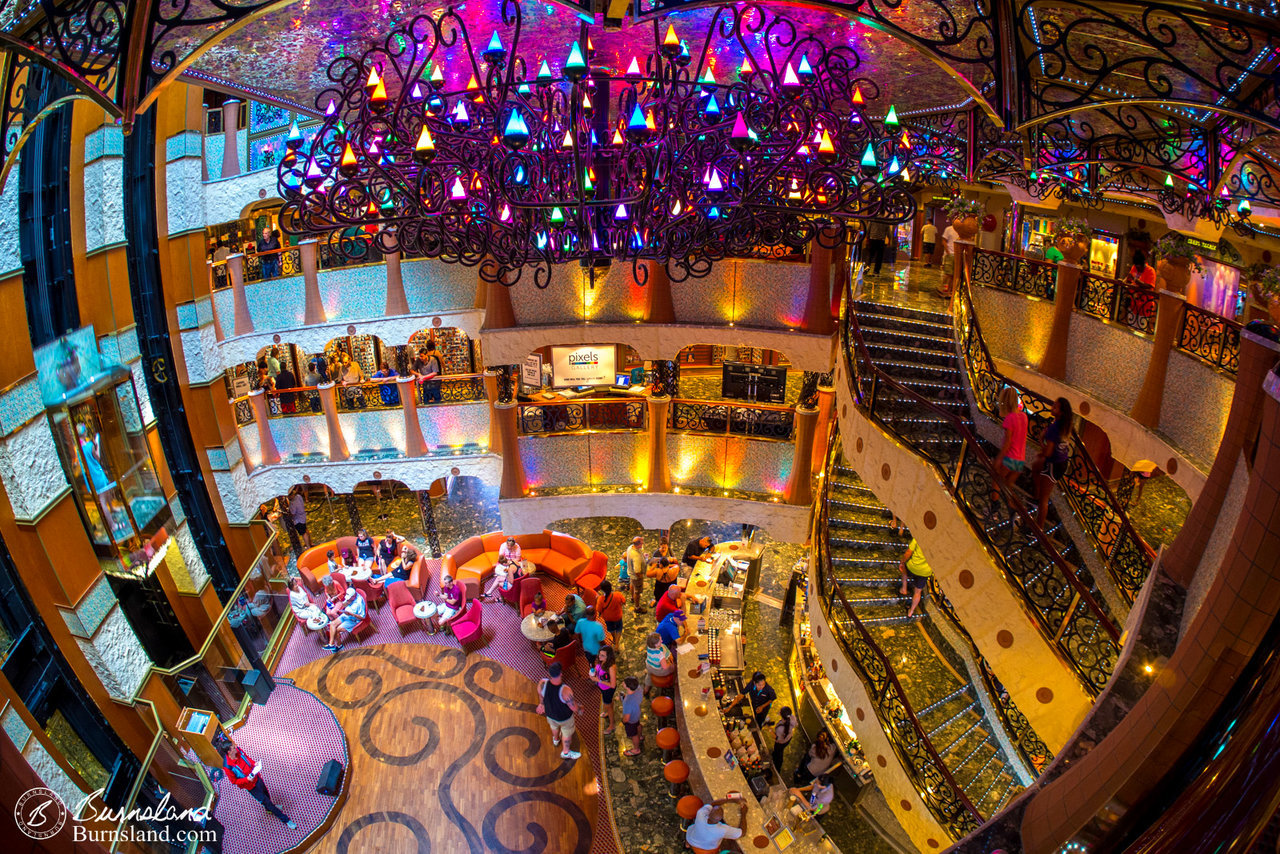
614;373;631;387
721;362;786;403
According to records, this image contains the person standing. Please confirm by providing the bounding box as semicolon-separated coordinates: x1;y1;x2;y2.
992;386;1029;510
941;222;959;271
596;580;626;646
921;220;939;267
727;671;777;727
266;346;282;380
1031;397;1074;529
793;730;841;786
681;535;713;570
574;605;606;661
275;363;298;413
772;706;797;771
865;219;891;276
288;488;311;549
647;540;679;606
624;536;646;613
620;676;644;756
591;646;618;734
897;539;932;618
223;745;297;829
685;796;746;854
655;585;684;622
537;662;581;761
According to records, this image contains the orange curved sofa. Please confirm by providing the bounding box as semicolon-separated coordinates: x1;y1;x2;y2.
442;530;591;588
298;537;429;599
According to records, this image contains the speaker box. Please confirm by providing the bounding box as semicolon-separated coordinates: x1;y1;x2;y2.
241;669;274;706
317;759;344;796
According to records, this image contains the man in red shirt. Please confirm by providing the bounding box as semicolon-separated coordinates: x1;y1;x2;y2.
223;744;297;829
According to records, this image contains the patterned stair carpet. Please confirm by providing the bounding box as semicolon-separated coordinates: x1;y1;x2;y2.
211;683;348;854
274;571;619;854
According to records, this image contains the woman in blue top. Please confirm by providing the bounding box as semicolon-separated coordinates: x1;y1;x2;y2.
354;528;376;568
1031;397;1073;529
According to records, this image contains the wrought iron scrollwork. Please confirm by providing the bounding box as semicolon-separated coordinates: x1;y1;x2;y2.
798;371;820;409
1179;303;1243;373
669;399;794;439
517;398;646;435
493;365;517;404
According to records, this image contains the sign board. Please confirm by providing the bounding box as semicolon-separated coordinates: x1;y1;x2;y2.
550;344;616;387
521;354;543;388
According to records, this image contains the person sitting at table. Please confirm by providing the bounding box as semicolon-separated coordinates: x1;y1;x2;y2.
377;529;402;570
655;585;685;622
574;605;606;660
643;631;675;695
540;619;575;660
560;592;588;632
325;548;341;579
321;574;343;612
437;574;468;629
322;583;365;652
528;590;549;622
788;774;836;820
374;543;415;585
656;609;686;651
338;547;357;570
288;577;323;623
354;528;377;570
483;536;525;600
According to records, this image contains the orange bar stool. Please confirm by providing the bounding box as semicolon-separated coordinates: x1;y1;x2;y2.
676;795;703;830
650;671;676;697
651;695;675;729
664;759;690;798
656;726;681;762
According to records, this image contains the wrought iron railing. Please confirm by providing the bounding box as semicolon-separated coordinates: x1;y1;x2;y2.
236;374;487;424
954;281;1157;604
842;280;1120;694
814;436;984;839
971;248;1056;300
972;247;1242;374
211;237;385;289
668;398;795;440
517;396;647;435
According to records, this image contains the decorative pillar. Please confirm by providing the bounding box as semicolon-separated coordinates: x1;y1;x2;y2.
207;262;226;342
1007;203;1024;255
484;273;517;329
399;376;429;457
299;239;326;325
1039;262;1083;379
220;99;241;179
385;248;410;316
483;369;501;454
652;359;679;398
317;382;350;462
787;406;819;505
248;390;281;466
810;378;836;474
803;241;835;334
1162;328;1280;587
227;253;254;336
494;401;526;499
947;240;974;299
645;259;676;324
1129;290;1187;428
830;244;849;320
645;394;673;493
417;490;443;558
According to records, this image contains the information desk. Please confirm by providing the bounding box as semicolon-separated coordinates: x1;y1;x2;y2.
674;554;835;852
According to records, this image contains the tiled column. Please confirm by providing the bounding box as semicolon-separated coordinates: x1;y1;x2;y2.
948;240;974;298
645;260;676;323
385;248;410;316
483;369;501;455
810;381;835;474
494;402;526;498
1130;290;1187;428
317;382;350;462
1038;262;1082;379
787;405;819;505
248;390;280;466
206;262;226;342
226;253;254;336
399;376;429;457
803;240;835;334
1162;329;1280;587
299;239;326;325
220;99;241;179
484;273;517;329
830;244;849;318
645;394;672;493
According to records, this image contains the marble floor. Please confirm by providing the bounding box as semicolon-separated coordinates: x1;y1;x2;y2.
1125;473;1192;551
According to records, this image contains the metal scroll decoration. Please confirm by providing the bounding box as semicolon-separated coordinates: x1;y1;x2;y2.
276;0;919;286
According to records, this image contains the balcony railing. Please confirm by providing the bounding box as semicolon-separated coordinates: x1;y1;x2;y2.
955;279;1157;604
972;247;1243;374
233;374;487;426
211;239;387;288
814;438;984;839
668;398;795;440
517;396;647;435
842;279;1121;694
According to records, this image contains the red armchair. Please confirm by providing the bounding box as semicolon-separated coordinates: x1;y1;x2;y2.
574;550;608;594
518;577;544;617
387;582;419;631
341;591;374;645
450;599;484;645
545;637;581;676
353;577;385;610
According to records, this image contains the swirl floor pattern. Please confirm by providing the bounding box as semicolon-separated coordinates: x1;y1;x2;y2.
278;577;618;854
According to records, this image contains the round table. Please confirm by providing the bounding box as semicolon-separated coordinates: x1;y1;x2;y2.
520;613;554;643
347;566;373;582
413;600;438;633
306;612;329;632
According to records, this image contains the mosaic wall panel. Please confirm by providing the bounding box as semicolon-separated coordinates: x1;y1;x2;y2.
204;167;280;227
164;131;202;163
0;375;43;437
666;433;792;494
0;152;19;275
83;125;123;162
518;432;645;489
506;263;646;325
83;152;125;252
1160;351;1234;467
166;155;205;236
336;410;403;455
249;100;290;134
23;739;86;808
203;128;247;179
0;418;70;521
400;258;479;314
971;286;1054;368
1;705;31;750
248;131;288;173
417;402;489;448
74;606;150;701
1064;315;1152;412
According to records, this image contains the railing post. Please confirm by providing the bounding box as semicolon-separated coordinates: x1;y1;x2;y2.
810;380;836;474
483;270;517;329
803;239;835;334
206;261;226;342
483;369;501;454
247;390;281;466
399;376;429;457
1130;289;1187;428
786;404;819;505
226;253;254;336
317;382;351;462
1039;262;1083;379
645;393;673;493
385;245;410;316
299;239;326;325
495;398;526;498
644;259;676;323
952;437;968;489
219;99;241;179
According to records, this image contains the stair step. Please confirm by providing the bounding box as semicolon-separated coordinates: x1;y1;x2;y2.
831;573;900;586
861;326;956;352
917;685;971;718
866;342;959;368
856;300;954;327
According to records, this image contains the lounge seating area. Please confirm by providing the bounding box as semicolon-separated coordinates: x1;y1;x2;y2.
443;529;593;587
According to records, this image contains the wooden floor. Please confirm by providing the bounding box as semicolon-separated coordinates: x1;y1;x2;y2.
288;644;599;854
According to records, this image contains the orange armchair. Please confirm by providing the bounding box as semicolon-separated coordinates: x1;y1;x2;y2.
574;550;608;593
387;581;419;631
298;537;358;593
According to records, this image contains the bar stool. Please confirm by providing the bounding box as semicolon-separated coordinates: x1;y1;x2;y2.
651;695;675;729
656;727;681;762
664;759;690;798
650;671;676;697
676;795;703;830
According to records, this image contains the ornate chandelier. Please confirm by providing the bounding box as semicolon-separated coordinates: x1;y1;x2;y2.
277;0;917;286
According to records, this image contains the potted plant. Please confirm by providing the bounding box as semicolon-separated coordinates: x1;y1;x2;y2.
1245;263;1280;325
1150;232;1203;294
944;197;984;242
1052;217;1093;265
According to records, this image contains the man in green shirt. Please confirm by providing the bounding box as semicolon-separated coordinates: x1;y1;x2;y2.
898;539;932;618
1044;244;1065;263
